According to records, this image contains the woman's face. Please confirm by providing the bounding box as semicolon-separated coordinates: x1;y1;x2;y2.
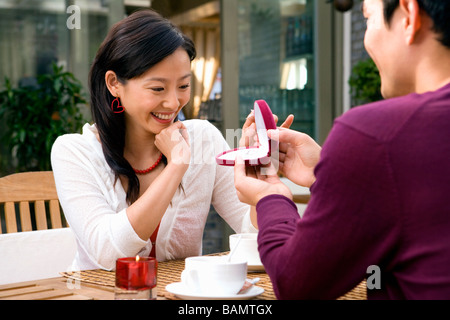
116;47;192;135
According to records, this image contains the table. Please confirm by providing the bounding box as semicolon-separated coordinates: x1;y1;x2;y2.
0;276;112;300
0;254;367;300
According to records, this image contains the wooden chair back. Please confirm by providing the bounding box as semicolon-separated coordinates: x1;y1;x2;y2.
0;171;67;233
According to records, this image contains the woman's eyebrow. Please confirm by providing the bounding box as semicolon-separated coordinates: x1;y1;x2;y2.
179;74;192;81
144;73;192;83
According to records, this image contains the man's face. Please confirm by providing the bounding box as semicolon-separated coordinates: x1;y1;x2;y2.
363;0;414;98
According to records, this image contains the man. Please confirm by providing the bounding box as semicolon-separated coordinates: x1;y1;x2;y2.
234;0;450;299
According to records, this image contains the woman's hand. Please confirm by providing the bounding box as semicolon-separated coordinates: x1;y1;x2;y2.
128;121;190;240
155;121;190;168
239;112;294;148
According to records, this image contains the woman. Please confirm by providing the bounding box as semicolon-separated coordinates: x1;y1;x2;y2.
51;10;257;271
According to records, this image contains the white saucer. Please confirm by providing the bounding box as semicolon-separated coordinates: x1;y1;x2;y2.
165;282;264;300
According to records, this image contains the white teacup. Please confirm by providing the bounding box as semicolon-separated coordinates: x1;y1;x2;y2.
181;256;247;296
229;233;262;266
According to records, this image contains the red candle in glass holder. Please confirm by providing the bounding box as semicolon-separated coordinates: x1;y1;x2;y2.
116;256;157;291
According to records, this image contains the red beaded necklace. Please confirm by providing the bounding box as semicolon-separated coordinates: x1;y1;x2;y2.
133;153;163;175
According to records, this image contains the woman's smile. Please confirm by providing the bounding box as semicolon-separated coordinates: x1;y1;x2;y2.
151;111;177;123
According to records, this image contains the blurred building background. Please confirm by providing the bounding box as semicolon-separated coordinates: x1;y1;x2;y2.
0;0;370;252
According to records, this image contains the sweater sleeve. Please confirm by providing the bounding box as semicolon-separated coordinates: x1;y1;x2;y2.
51;133;148;270
256;121;402;299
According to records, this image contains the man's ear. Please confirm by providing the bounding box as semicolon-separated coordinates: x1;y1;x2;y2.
399;0;422;45
105;70;122;97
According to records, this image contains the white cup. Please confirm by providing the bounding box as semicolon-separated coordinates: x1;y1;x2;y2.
229;233;262;266
181;256;247;296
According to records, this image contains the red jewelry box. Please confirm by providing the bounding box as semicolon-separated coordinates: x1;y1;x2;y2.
216;100;277;166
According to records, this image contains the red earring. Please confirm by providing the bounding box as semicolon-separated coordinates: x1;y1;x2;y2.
111;97;125;113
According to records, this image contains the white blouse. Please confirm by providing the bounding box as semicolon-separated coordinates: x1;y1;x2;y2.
51;120;256;271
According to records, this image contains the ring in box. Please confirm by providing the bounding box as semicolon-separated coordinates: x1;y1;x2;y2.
216;100;277;166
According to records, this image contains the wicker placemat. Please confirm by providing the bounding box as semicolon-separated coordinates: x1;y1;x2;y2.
338;281;367;300
60;269;114;287
60;256;366;300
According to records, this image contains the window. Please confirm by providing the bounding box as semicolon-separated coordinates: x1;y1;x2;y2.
236;0;315;138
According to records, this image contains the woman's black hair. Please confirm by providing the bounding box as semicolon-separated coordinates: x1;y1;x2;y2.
89;9;196;204
382;0;450;48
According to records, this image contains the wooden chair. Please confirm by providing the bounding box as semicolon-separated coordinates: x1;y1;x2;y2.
0;171;67;233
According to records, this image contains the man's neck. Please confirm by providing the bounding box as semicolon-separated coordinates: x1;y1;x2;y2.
413;42;450;94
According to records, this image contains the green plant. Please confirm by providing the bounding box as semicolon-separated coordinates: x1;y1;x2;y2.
348;57;383;105
0;63;88;172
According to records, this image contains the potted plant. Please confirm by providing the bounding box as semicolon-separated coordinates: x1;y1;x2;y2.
348;57;383;106
0;63;88;173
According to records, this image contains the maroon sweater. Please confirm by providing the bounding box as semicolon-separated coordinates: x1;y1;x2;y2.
256;83;450;299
